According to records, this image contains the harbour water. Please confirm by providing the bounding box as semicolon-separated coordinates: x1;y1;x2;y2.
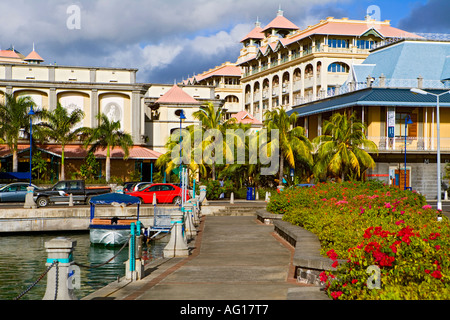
0;232;166;300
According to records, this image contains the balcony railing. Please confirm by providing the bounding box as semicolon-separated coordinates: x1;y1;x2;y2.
367;136;450;152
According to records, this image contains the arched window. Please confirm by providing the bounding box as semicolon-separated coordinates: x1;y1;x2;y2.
225;95;239;103
328;62;349;73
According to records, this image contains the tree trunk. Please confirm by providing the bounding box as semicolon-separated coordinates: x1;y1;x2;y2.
279;152;284;186
60;146;65;180
106;146;111;182
12;149;18;172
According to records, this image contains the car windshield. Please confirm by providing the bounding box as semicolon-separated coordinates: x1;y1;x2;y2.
137;183;152;191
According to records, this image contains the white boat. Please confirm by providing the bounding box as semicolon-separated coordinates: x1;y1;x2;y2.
88;193;142;246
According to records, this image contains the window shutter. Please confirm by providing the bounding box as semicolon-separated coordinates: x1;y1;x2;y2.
409;113;418;138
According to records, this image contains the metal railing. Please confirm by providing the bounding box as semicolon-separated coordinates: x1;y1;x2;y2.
367;136;450;152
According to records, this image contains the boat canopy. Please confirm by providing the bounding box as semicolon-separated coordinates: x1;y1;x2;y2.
89;193;141;221
90;193;141;205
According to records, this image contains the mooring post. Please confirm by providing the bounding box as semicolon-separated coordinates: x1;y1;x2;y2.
184;203;196;239
24;186;37;209
163;210;189;258
126;222;145;281
43;237;78;300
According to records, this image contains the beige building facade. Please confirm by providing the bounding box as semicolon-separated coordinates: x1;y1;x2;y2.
237;10;421;121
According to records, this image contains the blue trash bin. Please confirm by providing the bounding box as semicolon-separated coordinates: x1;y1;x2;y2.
247;187;254;200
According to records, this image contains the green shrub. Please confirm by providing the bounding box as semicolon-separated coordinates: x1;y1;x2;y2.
268;181;449;300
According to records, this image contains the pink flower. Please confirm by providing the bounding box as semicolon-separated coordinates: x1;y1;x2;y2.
431;270;443;279
395;220;405;225
327;249;338;261
331;291;343;300
422;205;432;210
332;260;339;268
384;202;392;209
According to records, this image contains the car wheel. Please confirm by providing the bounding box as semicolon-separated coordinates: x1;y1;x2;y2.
37;197;49;207
172;196;182;205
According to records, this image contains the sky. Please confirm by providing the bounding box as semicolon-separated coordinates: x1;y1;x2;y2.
0;0;448;84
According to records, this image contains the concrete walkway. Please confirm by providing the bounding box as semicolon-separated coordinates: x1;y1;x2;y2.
84;215;305;300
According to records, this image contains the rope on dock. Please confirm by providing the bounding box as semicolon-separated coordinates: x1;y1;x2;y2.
14;261;59;301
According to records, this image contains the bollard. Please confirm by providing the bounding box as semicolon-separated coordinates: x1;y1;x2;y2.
163;210;189;258
184;204;196;240
445;190;448;201
69;194;74;206
230;192;234;204
152;192;157;205
199;185;208;205
255;189;259;200
24;186;37;209
43;237;78;300
125;222;145;281
115;186;124;194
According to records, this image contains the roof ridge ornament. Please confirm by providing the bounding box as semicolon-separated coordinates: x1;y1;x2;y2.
277;5;283;17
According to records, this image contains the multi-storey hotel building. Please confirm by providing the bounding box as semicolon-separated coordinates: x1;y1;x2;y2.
236;9;420;120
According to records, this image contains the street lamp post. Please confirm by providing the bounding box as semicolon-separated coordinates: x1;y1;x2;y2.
28;105;35;186
404;115;413;190
176;109;186;182
411;88;450;210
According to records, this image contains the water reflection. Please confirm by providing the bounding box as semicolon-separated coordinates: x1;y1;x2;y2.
0;232;165;300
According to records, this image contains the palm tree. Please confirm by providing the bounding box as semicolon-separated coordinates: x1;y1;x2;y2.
193;102;237;180
263;106;313;186
34;103;87;180
156;124;208;182
0;93;35;172
313;111;378;181
84;113;133;183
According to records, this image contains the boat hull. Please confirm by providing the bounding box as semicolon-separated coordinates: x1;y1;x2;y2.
89;225;131;246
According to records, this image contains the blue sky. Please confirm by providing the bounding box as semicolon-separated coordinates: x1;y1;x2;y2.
0;0;448;84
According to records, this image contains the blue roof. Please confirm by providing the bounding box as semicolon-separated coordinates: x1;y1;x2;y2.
89;192;140;205
287;87;450;117
360;40;450;81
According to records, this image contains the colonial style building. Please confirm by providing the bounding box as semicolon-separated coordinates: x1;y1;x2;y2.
237;9;421;121
287;39;450;199
144;83;223;154
182;62;242;119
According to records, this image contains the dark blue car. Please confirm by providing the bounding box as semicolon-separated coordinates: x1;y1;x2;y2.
0;183;40;203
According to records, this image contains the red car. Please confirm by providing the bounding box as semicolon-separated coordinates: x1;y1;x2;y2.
127;183;189;205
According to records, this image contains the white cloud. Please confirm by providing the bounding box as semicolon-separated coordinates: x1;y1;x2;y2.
0;0;351;83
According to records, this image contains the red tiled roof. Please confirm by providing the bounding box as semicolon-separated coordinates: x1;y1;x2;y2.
241;25;265;42
231;111;263;125
0;144;162;160
0;49;21;59
262;15;299;32
287;21;421;44
24;50;44;62
156;85;199;104
195;64;241;82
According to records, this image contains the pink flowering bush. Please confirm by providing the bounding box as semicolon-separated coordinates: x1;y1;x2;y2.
268;181;450;299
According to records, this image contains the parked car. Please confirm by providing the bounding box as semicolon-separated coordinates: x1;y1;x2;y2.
127;183;189;205
34;180;111;207
123;182;139;192
0;182;40;203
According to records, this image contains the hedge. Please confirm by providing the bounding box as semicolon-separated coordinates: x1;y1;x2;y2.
267;181;450;300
